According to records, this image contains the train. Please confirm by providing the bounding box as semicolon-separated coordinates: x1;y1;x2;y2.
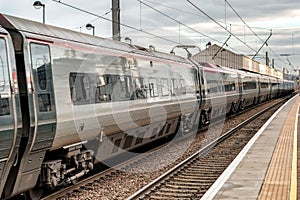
0;13;295;199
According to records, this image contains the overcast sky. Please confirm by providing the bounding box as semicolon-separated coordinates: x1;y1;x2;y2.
1;0;300;73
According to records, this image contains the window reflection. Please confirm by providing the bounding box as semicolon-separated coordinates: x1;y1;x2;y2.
0;38;10;116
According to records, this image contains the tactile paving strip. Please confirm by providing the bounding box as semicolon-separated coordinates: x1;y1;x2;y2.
258;97;299;200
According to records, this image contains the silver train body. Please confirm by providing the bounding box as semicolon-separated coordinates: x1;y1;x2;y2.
0;14;295;199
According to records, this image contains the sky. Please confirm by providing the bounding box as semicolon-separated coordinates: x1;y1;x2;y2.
1;0;300;74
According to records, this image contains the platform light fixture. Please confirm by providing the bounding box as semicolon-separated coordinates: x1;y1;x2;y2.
86;23;95;35
124;37;132;45
33;1;45;24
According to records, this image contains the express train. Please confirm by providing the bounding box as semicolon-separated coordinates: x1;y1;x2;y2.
0;14;295;199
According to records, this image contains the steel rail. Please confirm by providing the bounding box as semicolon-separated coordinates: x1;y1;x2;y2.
126;97;288;200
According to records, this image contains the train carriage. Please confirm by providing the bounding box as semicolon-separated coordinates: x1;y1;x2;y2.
199;63;240;119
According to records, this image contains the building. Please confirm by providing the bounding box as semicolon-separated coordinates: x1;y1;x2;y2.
192;44;283;79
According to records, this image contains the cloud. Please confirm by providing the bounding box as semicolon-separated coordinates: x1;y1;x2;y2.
0;0;299;69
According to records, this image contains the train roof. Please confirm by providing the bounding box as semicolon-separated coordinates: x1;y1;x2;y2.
0;13;190;64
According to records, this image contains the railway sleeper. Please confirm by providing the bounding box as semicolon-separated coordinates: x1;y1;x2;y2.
179;172;219;177
165;182;211;187
173;177;213;183
150;191;194;198
164;183;204;190
176;175;217;182
187;166;227;172
159;187;198;193
143;195;190;200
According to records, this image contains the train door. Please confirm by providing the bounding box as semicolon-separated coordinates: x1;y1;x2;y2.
0;35;14;198
16;41;57;199
2;32;56;199
0;32;21;199
191;67;202;129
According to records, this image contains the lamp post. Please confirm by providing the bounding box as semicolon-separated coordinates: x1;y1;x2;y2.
33;1;45;24
86;23;95;36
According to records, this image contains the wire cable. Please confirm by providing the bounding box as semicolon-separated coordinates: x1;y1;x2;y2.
225;0;290;67
186;0;258;53
138;0;245;54
52;0;180;45
138;0;217;43
71;10;112;31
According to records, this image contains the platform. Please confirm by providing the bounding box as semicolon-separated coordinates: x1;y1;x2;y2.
201;95;299;200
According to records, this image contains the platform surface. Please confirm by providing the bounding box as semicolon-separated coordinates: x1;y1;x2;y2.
201;95;299;200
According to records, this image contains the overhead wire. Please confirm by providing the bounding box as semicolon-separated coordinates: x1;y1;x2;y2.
225;0;266;43
52;0;297;69
137;0;244;54
186;0;258;53
142;0;292;32
224;0;290;67
71;10;112;31
137;0;217;43
52;0;180;45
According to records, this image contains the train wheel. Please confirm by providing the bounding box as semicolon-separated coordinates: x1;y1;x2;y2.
24;188;43;200
198;112;207;129
24;179;43;200
231;102;239;113
239;100;245;110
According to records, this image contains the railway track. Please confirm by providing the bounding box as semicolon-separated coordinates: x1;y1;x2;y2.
38;96;291;200
126;98;287;200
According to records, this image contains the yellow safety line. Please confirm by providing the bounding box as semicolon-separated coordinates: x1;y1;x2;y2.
290;104;299;200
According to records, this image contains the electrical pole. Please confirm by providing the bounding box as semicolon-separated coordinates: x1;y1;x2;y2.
112;0;120;41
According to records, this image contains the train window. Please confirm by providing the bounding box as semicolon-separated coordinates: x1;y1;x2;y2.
96;75;112;102
0;38;8;92
0;38;11;116
38;94;51;112
171;79;179;95
180;79;186;94
70;72;136;105
83;75;90;101
161;78;169;96
110;75;131;102
30;43;51;91
70;73;101;105
172;79;186;95
0;97;10;116
224;81;236;92
149;78;158;97
272;82;279;89
207;80;220;94
131;77;147;100
171;79;187;95
260;82;269;89
243;81;257;90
